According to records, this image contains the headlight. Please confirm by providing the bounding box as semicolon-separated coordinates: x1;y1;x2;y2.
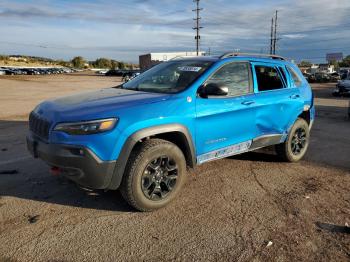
54;118;118;135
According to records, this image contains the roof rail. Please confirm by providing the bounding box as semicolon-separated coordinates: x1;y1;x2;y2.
219;52;286;61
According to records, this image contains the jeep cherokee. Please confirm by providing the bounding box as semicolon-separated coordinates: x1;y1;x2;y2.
27;53;315;211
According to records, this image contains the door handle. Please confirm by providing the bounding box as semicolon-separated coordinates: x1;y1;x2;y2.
241;100;255;106
290;94;300;99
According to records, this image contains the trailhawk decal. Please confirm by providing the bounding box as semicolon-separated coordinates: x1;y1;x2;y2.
197;140;252;164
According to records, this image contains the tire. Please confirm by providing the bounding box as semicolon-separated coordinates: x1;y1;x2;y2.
275;118;310;162
120;139;186;212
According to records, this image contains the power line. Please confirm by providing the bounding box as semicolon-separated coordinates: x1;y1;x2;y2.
269;11;280;55
192;0;203;56
270;17;274;55
273;10;278;55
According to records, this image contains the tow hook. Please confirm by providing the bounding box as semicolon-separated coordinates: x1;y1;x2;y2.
50;166;60;176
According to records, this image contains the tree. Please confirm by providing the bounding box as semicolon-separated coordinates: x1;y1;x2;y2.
93;58;112;69
339;55;350;67
299;60;312;67
57;60;72;67
0;55;9;61
71;56;86;69
111;60;118;69
118;61;126;69
329;60;339;70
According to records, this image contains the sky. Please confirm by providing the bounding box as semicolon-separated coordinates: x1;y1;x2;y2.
0;0;349;63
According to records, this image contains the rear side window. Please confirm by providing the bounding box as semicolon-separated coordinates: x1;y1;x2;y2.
254;65;285;91
206;62;251;97
287;66;303;87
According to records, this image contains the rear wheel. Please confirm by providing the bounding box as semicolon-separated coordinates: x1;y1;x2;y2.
120;139;186;212
276;118;310;162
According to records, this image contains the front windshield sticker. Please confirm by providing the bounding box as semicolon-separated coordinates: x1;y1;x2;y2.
178;66;202;72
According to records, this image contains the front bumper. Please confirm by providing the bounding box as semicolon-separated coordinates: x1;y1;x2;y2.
26;133;116;189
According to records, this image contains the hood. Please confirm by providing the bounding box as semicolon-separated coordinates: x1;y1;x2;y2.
35;88;170;122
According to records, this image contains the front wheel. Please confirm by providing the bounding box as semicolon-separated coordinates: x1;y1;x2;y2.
275;118;310;162
120;139;186;212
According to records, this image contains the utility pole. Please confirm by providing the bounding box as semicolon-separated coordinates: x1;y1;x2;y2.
273;10;278;55
193;0;203;56
270;17;274;55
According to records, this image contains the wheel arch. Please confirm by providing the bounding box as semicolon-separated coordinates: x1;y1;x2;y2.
298;109;311;125
108;124;196;190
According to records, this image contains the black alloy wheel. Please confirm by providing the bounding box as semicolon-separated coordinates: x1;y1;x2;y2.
291;127;307;156
275;118;310;162
141;156;178;200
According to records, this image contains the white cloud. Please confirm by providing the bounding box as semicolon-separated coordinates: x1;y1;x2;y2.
0;0;349;62
282;34;307;39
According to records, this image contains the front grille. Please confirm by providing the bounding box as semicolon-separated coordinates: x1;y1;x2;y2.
29;112;51;140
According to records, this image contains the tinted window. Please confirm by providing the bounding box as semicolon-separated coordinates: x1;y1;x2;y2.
206;62;251;97
287;66;303;87
255;65;284;91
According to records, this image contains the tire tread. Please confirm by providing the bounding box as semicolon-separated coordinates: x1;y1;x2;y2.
120;138;178;212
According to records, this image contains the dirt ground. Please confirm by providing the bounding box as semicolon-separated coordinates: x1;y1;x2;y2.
0;74;349;262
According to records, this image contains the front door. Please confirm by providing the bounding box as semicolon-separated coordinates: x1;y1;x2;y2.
195;61;258;163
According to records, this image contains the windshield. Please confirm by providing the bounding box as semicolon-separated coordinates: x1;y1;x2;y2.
122;60;213;93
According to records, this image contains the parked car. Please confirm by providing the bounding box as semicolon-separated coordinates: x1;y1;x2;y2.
96;69;108;74
27;53;314;211
306;73;316;83
105;69;124;76
22;68;39;75
333;75;350;96
121;72;137;82
314;72;331;83
329;72;340;82
0;69;6;75
340;69;349;80
3;69;17;75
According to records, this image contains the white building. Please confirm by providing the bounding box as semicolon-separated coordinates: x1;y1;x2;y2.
139;52;205;70
309;64;335;74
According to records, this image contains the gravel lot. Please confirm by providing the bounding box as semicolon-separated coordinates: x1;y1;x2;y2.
0;74;349;261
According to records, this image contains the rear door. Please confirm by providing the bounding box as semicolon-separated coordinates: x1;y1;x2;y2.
251;62;304;138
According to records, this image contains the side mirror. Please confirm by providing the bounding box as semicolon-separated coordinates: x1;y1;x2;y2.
199;82;229;98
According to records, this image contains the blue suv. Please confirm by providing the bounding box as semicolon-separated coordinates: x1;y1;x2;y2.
27;53;315;211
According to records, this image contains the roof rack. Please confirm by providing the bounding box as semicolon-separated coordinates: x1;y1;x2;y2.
219;52;286;61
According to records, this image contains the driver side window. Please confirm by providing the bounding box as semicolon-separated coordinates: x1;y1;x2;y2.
206;62;251;97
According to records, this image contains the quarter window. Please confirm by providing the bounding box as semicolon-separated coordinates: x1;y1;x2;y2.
254;65;285;91
206;62;251;97
287;66;303;87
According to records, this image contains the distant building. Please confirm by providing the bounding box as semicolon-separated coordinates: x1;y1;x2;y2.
306;64;335;74
139;52;205;71
326;52;343;63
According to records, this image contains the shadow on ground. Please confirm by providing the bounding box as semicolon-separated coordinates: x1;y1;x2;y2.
0;101;349;211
